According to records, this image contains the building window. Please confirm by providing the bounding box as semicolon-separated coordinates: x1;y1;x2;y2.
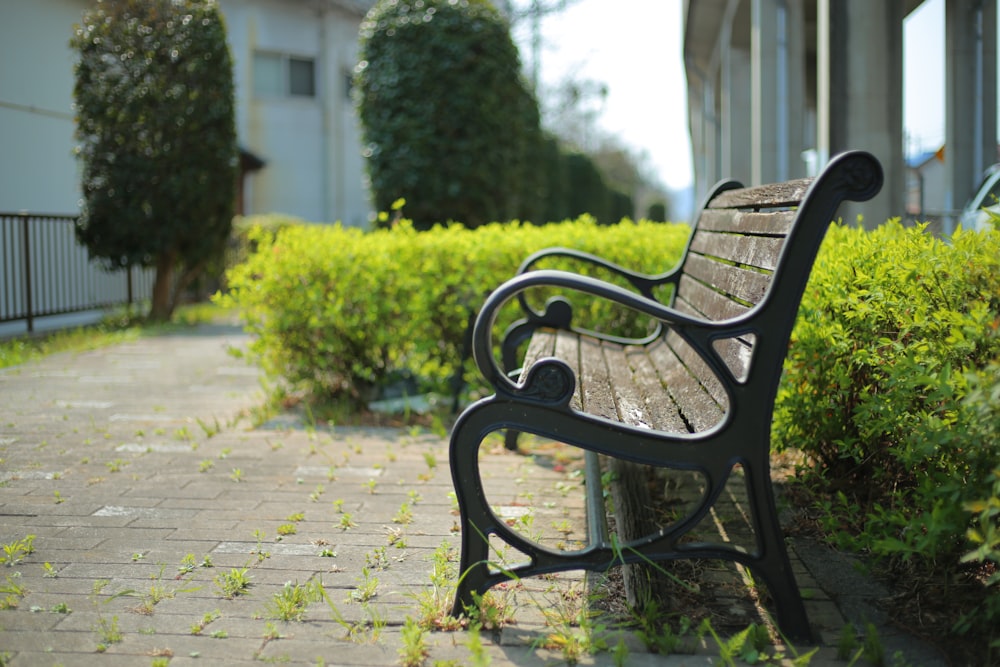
288;57;315;96
253;52;316;98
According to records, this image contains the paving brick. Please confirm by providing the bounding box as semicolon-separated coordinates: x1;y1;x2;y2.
0;322;953;666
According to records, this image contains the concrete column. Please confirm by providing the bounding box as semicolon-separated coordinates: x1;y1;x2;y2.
816;0;836;169
702;74;721;192
818;0;905;228
688;68;719;204
722;46;753;181
752;0;807;183
785;0;808;178
944;0;997;233
686;76;702;201
751;0;780;184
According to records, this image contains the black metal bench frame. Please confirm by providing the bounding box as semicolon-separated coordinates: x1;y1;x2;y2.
448;151;883;641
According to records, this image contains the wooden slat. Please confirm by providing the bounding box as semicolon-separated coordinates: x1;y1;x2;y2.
623;345;689;433
713;336;755;383
675;274;750;321
708;178;813;209
554;330;583;412
681;253;773;306
689;230;785;271
697;208;796;236
600;344;652;428
577;335;617;421
664;330;728;411
519;329;556;381
647;336;725;433
524;330;742;432
671;282;756;383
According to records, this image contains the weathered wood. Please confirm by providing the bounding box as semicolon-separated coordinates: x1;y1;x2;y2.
650;335;726;431
577;334;616;421
681;253;773;306
450;151;883;643
674;274;751;321
603;345;655;430
708;178;813;209
713;335;755;383
689;230;785;272
553;330;583;412
521;328;556;373
608;456;668;609
698;208;797;235
624;345;688;433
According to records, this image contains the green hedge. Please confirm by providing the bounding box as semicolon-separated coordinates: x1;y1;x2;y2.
775;221;1000;650
355;0;541;229
219;216;690;406
222;216;1000;647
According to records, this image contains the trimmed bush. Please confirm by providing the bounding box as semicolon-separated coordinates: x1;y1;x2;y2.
354;0;637;229
222;214;1000;650
774;221;1000;648
71;0;237;321
355;0;540;229
646;202;668;222
958;350;1000;652
219;216;690;407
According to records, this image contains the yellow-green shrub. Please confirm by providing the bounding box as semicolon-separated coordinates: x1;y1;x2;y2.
775;221;1000;648
219;216;691;406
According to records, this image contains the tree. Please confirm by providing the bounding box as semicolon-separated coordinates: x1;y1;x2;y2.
71;0;237;321
646;201;668;222
355;0;541;229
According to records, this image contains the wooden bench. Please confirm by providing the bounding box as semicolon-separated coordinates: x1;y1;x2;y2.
448;150;883;641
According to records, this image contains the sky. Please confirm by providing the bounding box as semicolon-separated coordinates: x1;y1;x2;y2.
512;0;692;191
513;0;957;192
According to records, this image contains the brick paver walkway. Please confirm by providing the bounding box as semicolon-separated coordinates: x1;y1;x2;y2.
0;323;946;666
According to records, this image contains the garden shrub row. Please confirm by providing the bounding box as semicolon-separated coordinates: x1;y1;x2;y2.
219;215;691;406
222;215;1000;648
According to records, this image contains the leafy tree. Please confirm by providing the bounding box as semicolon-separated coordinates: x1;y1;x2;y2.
564;152;611;222
355;0;541;229
71;0;237;321
646;201;668;221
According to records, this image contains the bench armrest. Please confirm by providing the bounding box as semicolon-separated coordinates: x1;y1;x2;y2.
515;247;681;301
474;268;738;397
498;248;683;372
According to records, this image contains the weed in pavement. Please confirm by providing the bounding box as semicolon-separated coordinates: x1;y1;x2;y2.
349;567;379;603
0;574;28;609
94;615;123;652
263;579;324;622
190;609;222;635
398;616;429;667
2;535;35;566
215;567;252;599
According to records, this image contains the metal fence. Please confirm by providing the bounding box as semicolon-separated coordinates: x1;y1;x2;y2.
0;212;155;333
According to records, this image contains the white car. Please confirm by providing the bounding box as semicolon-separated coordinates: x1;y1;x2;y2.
960;164;1000;231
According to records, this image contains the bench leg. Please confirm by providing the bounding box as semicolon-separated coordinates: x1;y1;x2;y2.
449;401;502;617
744;458;813;643
451;517;492;617
503;429;519;451
450;400;608;616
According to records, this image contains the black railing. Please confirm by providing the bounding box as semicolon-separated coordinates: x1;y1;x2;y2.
0;212;155;333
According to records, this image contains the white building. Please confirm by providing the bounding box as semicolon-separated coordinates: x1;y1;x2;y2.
0;0;375;226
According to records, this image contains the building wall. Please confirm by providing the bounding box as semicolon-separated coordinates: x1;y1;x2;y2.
0;0;372;226
221;0;370;226
0;0;88;214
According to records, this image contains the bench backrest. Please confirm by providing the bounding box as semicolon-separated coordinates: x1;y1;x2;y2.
664;151;882;426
